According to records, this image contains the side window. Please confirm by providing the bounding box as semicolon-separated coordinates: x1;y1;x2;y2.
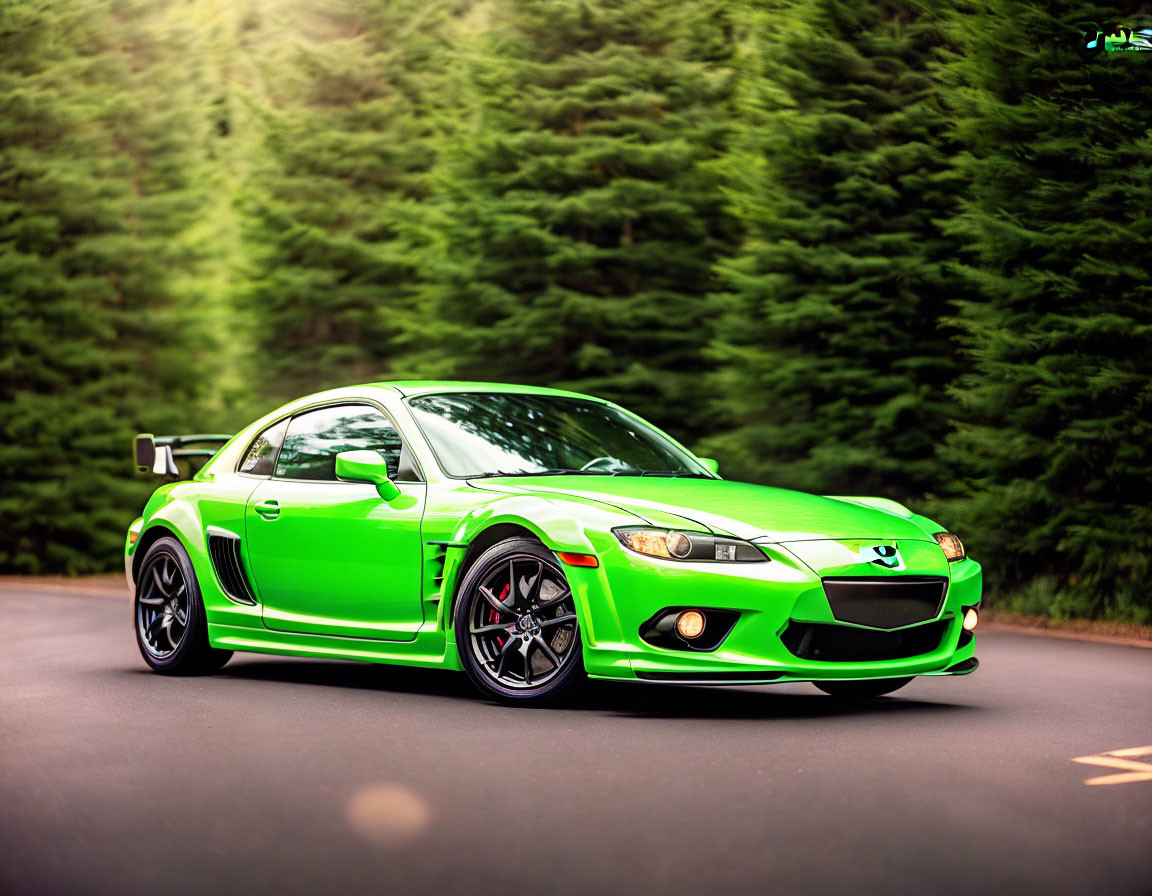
238;418;288;476
275;405;404;482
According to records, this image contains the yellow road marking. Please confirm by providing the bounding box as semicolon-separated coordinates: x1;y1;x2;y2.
1072;746;1152;786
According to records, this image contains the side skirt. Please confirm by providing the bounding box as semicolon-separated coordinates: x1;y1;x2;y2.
208;623;463;672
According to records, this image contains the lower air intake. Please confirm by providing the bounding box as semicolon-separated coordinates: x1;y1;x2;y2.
206;528;257;605
782;619;949;662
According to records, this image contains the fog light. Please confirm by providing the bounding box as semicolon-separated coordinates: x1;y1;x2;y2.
962;607;979;631
676;610;706;640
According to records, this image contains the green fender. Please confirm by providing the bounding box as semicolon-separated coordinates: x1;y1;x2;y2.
438;494;639;651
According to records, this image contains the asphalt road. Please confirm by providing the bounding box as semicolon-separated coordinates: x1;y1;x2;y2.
2;584;1150;896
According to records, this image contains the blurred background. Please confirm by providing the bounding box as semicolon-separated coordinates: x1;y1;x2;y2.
1;0;1149;621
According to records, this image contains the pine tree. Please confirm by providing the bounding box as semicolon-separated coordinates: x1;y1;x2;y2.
702;0;962;502
398;0;736;440
940;2;1152;619
0;0;213;572
239;0;454;400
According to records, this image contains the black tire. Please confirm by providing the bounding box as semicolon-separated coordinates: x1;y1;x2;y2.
454;537;584;705
814;677;912;698
134;536;232;675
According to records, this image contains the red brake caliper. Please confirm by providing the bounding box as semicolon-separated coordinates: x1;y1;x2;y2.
491;583;511;647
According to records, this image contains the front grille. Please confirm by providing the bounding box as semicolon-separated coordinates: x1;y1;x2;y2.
822;576;947;629
782;619;949;662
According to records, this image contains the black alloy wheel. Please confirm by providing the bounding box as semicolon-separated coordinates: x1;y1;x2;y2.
456;537;584;704
134;536;232;675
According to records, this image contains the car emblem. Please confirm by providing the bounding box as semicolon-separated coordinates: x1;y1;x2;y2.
858;544;904;571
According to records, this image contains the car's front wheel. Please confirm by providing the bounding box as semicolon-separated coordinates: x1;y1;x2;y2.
814;677;912;698
455;537;584;704
135;535;232;675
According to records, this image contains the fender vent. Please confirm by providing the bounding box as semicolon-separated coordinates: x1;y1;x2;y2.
423;542;448;606
206;527;257;605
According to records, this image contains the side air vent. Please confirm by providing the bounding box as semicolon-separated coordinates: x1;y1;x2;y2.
206;527;257;605
424;542;448;607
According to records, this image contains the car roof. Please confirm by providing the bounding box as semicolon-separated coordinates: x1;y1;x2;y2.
360;381;605;401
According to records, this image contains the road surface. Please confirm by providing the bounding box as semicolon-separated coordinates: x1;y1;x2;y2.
1;582;1150;896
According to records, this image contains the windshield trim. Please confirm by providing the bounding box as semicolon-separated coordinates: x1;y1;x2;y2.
402;391;713;482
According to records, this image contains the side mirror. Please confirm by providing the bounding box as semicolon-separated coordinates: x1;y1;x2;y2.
135;434;156;472
335;450;401;502
697;457;720;475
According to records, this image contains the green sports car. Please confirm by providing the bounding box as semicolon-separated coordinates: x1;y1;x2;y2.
125;381;981;703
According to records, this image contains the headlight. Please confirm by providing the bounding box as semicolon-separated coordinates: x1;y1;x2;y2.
614;528;767;563
934;532;966;562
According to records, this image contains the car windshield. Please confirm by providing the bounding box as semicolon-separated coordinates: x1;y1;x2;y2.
407;393;708;479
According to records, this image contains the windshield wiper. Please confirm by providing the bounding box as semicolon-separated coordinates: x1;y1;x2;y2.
523;469;606;476
468;469;708;479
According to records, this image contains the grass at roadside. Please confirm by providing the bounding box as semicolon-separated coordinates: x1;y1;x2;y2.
982;609;1152;646
0;574;126;597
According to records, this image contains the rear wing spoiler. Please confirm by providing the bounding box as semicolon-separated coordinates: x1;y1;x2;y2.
135;433;232;477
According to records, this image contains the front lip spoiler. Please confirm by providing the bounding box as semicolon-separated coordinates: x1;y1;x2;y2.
938;656;979;676
635;670;785;684
633;656;979;684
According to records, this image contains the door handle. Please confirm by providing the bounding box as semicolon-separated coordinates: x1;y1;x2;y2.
254;499;280;520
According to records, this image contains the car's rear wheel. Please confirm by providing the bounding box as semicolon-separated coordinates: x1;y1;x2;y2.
455;537;584;704
135;536;232;675
814;677;913;698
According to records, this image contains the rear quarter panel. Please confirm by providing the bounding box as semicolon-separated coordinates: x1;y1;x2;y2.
127;475;264;630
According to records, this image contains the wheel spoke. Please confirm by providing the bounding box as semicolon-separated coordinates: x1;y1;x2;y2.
522;647;532;685
507;559;517;607
174;606;187;626
138;595;165;606
470;621;513;635
524;560;543;607
494;637;517;678
539;613;577;629
151;565;170;598
478;585;511;615
146;614;165;636
165;620;180;650
532;633;561;669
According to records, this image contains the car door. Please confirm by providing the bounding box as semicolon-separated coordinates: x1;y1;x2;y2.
244;403;427;641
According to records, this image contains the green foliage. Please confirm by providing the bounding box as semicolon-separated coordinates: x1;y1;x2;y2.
239;0;455;400
0;0;1148;622
939;1;1152;619
703;0;962;503
0;0;213;572
395;0;737;439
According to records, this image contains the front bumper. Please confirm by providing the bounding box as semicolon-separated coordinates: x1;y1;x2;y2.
572;533;982;684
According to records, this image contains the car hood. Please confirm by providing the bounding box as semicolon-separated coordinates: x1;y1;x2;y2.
469;476;932;543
